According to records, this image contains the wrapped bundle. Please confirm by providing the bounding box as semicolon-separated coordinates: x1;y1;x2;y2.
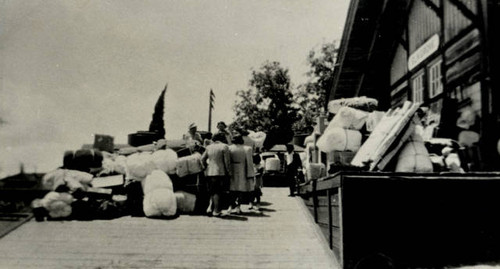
186;152;204;174
316;127;362;153
265;157;281;171
142;170;173;194
304;134;315;146
351;101;421;170
143;189;177;217
142;170;177;217
118;147;139;155
176;157;189;178
366;111;385;132
125;152;156;181
326;107;368;131
395;133;433;173
152;149;178;174
176;152;203;177
113;155;128;174
248;131;267;149
40;192;74;218
174;191;197;213
306;163;326;180
327;96;378;114
42;169;93;191
101;154;128;175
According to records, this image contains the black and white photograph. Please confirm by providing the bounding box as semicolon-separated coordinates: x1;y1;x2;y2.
1;0;500;268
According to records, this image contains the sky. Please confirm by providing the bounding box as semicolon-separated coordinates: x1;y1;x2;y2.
0;0;350;176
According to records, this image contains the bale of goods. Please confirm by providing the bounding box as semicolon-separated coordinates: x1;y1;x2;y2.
125;152;156;181
143;189;177;217
326;106;368;131
152;149;178;175
306;163;326;180
265;157;281;172
317;127;362;153
142;170;176;217
174;191;197;213
142;170;173;195
395;133;433;173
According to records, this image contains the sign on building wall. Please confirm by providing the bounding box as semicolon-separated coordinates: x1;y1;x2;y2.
408;34;440;71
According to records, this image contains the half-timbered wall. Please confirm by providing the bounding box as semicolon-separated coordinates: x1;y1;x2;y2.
390;43;408;85
444;0;477;42
408;0;441;54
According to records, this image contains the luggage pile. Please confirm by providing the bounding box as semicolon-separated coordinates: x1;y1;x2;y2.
31;138;206;222
316;97;381;174
313;99;441;175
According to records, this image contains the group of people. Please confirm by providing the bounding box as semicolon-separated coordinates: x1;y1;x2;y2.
185;121;263;217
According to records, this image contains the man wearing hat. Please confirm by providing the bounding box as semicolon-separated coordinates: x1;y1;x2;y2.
183;123;203;145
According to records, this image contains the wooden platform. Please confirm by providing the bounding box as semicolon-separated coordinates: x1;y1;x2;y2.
0;187;338;268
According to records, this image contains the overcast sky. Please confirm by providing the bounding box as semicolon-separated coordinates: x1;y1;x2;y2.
0;0;349;176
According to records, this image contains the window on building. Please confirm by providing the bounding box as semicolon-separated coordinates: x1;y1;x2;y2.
428;60;443;98
412;72;425;103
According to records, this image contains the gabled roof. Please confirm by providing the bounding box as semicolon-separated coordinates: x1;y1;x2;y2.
327;0;410;110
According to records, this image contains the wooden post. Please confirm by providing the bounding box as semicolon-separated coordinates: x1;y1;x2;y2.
327;189;333;249
313;179;318;223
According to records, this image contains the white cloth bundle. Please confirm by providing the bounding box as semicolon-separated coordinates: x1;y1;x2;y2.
327;96;378;114
304;134;315;146
41;191;74;218
42;169;94;191
174;191;197;213
265;157;281;171
125;152;156;181
327;107;368;131
142;170;176;217
248;131;267;149
143;189;177;217
366;111;385;132
317;127;362;153
306;163;326;180
101;155;128;175
395;133;433;173
142;170;173;194
152;149;178;175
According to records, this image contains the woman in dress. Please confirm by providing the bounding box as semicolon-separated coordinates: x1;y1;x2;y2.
227;135;255;214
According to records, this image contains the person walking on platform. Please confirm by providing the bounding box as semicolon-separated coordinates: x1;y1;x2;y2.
227;135;255;214
200;133;232;216
285;144;302;197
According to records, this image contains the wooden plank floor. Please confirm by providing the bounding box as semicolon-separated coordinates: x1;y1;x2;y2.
0;188;339;269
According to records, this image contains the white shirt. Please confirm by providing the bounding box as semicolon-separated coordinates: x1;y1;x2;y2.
286;152;293;166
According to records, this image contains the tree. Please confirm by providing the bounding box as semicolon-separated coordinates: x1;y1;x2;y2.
232;61;298;148
148;84;167;139
293;41;339;133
